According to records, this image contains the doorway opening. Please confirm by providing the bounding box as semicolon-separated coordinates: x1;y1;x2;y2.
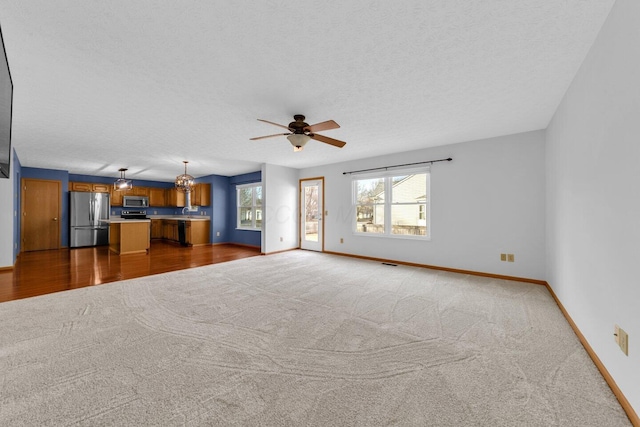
300;178;324;252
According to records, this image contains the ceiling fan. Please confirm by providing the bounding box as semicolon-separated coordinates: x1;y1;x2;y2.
250;115;347;151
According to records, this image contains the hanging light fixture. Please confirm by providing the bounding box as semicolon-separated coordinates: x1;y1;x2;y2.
175;161;195;193
113;168;133;191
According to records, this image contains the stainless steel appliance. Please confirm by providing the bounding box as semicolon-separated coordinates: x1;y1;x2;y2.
123;195;149;208
70;191;110;247
121;210;147;219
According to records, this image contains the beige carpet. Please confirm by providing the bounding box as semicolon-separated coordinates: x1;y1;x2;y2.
0;251;631;426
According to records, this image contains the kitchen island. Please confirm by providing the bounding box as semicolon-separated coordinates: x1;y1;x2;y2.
102;219;151;255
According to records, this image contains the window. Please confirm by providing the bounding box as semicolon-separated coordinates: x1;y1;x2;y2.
237;182;262;230
353;169;430;239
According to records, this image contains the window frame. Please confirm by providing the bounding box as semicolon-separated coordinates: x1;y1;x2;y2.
236;182;263;231
351;167;430;240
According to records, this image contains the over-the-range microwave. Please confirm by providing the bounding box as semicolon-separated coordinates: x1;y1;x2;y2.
122;195;149;208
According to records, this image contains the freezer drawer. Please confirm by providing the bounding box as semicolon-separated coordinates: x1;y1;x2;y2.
70;226;109;248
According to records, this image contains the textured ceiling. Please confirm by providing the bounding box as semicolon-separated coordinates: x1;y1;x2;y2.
0;0;615;181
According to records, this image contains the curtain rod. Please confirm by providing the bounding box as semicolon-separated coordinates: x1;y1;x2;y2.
342;157;452;175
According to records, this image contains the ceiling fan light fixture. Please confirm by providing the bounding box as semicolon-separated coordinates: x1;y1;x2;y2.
175;161;195;193
287;134;310;151
113;168;133;191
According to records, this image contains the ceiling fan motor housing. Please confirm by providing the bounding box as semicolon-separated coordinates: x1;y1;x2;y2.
289;115;309;133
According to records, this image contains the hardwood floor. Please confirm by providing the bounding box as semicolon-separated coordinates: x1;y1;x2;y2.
0;242;261;303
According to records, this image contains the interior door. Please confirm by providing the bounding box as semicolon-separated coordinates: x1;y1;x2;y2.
21;178;61;251
300;178;323;251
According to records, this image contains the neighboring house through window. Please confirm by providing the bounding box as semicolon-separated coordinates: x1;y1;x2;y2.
237;182;262;230
352;168;430;239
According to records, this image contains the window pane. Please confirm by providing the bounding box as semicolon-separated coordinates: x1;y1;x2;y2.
355;178;385;203
239;207;253;227
355;178;384;232
391;204;427;236
356;203;384;233
239;188;253;207
255;208;262;228
255;186;262;206
392;174;427;203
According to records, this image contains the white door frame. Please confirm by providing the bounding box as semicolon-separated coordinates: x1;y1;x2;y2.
300;177;324;252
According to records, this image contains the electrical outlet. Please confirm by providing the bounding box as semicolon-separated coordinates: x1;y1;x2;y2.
615;325;629;356
216;231;220;237
507;254;515;262
340;238;344;244
280;237;283;242
500;253;507;261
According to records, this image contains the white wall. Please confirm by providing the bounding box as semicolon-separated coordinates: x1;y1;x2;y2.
0;170;14;268
301;130;546;280
546;0;639;413
262;163;299;254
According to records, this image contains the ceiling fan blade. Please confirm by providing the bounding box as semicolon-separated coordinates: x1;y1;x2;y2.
309;133;347;148
304;120;340;133
257;119;292;131
250;133;290;140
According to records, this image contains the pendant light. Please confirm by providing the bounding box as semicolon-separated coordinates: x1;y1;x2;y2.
113;168;133;191
175;161;194;193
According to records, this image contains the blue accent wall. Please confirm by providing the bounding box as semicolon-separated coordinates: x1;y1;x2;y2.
228;171;262;247
196;174;230;244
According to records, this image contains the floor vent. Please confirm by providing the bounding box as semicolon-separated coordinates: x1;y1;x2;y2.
381;262;398;267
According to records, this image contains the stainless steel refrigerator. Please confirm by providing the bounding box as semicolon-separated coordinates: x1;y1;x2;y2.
70;191;110;248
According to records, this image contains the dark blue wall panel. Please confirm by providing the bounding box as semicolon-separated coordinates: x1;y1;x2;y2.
228;171;262;248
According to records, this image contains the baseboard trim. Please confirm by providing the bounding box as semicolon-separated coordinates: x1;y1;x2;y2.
544;283;639;426
262;247;300;256
0;265;14;272
211;242;261;250
323;250;546;285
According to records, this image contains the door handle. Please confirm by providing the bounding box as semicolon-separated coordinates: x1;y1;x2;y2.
53;218;58;221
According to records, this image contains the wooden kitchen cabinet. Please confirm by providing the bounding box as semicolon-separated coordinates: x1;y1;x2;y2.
110;188;124;206
158;219;210;245
163;220;178;241
92;183;111;193
186;220;210;246
150;219;163;239
166;188;185;207
192;183;211;207
149;188;166;207
70;182;111;193
132;186;149;196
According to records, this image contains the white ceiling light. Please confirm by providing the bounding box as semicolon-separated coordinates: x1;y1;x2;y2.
287;134;311;151
175;161;194;193
113;168;133;191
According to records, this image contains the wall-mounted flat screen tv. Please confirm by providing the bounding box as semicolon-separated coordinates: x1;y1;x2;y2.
0;24;13;179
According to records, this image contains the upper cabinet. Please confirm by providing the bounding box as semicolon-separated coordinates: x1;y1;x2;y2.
192;183;211;207
149;188;166;207
70;182;110;193
131;187;149;196
71;181;211;208
110;188;124;206
166;188;185;207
